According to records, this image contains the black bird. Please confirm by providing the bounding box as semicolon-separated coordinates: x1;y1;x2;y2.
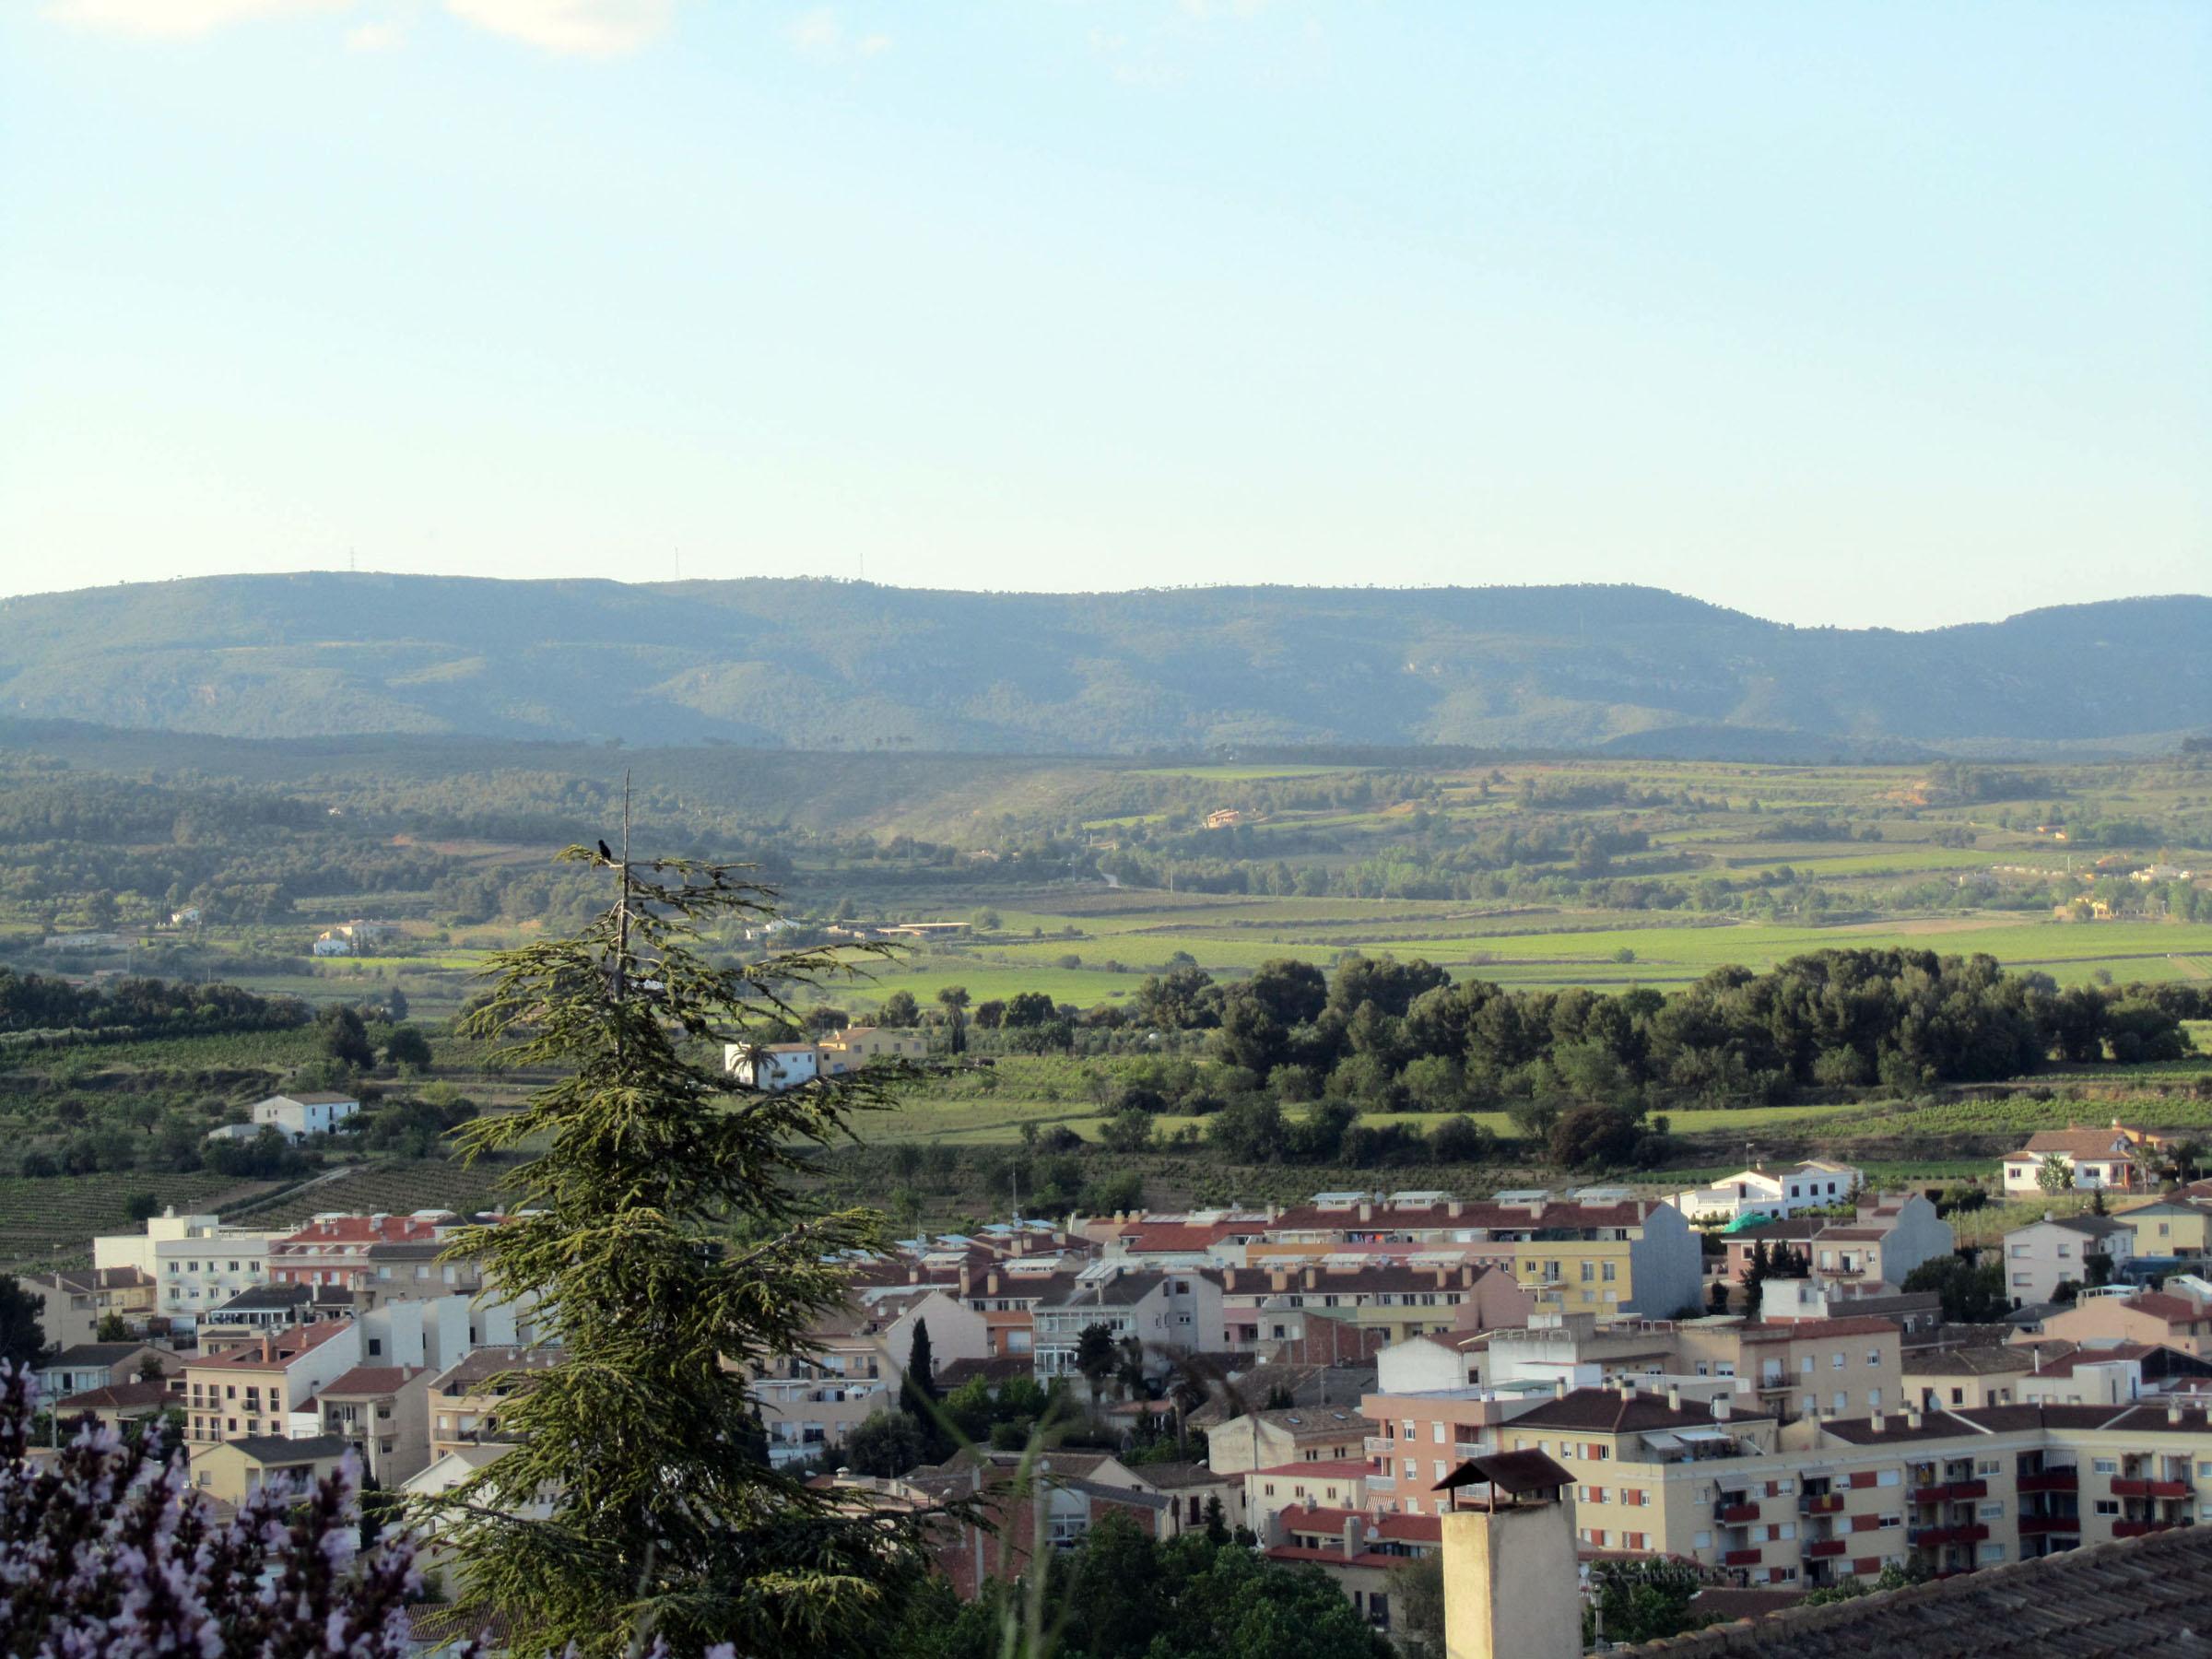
597;839;614;863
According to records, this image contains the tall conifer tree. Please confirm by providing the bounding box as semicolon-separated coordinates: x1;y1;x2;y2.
428;841;940;1657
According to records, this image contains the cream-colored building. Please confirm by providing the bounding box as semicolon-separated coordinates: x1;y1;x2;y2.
187;1434;350;1507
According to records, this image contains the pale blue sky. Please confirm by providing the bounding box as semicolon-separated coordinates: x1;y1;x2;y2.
2;0;2206;626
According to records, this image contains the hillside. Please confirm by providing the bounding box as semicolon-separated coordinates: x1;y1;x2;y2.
2;575;2206;755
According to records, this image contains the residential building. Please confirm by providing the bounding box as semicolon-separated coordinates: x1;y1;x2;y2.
201;1281;358;1338
1206;1405;1372;1476
187;1435;350;1507
267;1211;454;1291
2017;1290;2212;1359
1665;1161;1863;1226
1226;1261;1532;1351
2001;1213;2136;1304
1722;1194;1951;1291
180;1322;361;1446
428;1347;561;1461
1264;1504;1441;1630
314;1364;433;1486
751;1288;986;1466
1251;1193;1701;1318
1904;1345;2037;1411
2000;1123;2166;1195
1674;1316;1903;1424
18;1266;158;1349
249;1092;361;1141
1357;1381;1561;1516
814;1026;928;1074
93;1209;288;1331
35;1342;177;1409
2112;1197;2212;1263
54;1379;176;1430
723;1041;820;1092
1032;1269;1228;1386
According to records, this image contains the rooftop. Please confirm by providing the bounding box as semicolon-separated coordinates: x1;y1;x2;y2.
1619;1521;2212;1656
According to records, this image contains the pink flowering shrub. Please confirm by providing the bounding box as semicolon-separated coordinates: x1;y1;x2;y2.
0;1361;419;1658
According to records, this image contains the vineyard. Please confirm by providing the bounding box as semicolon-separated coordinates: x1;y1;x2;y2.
0;1170;276;1273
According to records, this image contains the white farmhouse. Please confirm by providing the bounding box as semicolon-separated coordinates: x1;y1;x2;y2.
723;1042;820;1092
1665;1159;1862;1226
250;1092;361;1141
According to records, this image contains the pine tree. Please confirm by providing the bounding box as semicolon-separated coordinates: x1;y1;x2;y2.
424;841;944;1657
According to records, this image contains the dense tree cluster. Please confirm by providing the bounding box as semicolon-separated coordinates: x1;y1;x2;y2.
0;966;308;1041
894;1512;1391;1659
1090;951;2211;1171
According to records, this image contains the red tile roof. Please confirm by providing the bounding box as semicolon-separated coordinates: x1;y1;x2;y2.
190;1321;354;1370
2126;1293;2209;1324
1277;1503;1442;1544
1738;1316;1901;1344
318;1365;428;1396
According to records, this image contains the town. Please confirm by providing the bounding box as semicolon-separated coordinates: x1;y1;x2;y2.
20;1102;2212;1652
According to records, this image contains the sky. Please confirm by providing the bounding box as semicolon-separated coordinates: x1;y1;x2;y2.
1;1;2206;629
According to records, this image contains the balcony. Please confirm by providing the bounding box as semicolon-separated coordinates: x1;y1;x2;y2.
1806;1538;1847;1559
1910;1524;1990;1547
2017;1470;2078;1495
1717;1502;1761;1524
1364;1436;1396;1458
2018;1515;2079;1537
1912;1479;1988;1504
2113;1520;2183;1539
1799;1493;1845;1516
1722;1548;1762;1567
2111;1478;2191;1500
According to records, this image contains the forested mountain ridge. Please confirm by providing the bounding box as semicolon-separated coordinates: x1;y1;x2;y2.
2;574;2206;755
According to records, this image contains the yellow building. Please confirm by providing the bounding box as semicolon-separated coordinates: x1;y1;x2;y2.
187;1433;349;1507
1494;1382;2212;1590
2116;1198;2212;1261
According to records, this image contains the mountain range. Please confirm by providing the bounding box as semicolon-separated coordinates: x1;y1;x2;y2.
1;574;2206;758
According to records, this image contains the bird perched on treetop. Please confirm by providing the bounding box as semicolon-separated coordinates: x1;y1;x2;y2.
597;839;614;863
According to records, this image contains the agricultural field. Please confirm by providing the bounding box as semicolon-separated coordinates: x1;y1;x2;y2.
0;1171;278;1274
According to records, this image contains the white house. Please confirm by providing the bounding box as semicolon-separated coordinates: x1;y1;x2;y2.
1032;1268;1228;1387
250;1092;360;1141
94;1210;288;1331
1665;1159;1863;1225
2000;1123;2163;1195
311;935;354;957
2001;1213;2136;1304
723;1042;820;1091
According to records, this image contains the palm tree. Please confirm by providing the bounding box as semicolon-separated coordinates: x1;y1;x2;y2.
1113;1335;1148;1402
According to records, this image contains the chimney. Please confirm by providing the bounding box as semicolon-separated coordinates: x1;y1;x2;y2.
1343;1517;1360;1559
1223;1267;1238;1292
1868;1411;1885;1434
1359;1201;1373;1222
1553;1377;1568;1399
1667;1385;1682;1413
987;1270;1000;1296
1618;1379;1635;1402
1461;1265;1475;1288
1905;1406;1923;1430
1448;1200;1465;1219
1712;1395;1732;1421
260;1334;274;1363
1303;1266;1318;1290
1440;1462;1580;1659
959;1265;971;1296
2171;1398;2184;1426
1435;1266;1450;1289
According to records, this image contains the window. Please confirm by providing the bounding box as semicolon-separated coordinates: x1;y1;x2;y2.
1692;1530;1712;1550
1978;1544;2005;1564
1603;1262;1617;1282
1979;1502;2004;1521
2095;1500;2121;1517
1867;1350;1882;1368
1832;1353;1846;1371
1433;1422;1446;1443
1801;1356;1815;1375
1621;1488;1648;1507
2094;1459;2119;1476
1878;1513;1902;1529
1877;1469;1900;1488
1867;1390;1881;1411
1832;1393;1847;1415
1582;1262;1594;1283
